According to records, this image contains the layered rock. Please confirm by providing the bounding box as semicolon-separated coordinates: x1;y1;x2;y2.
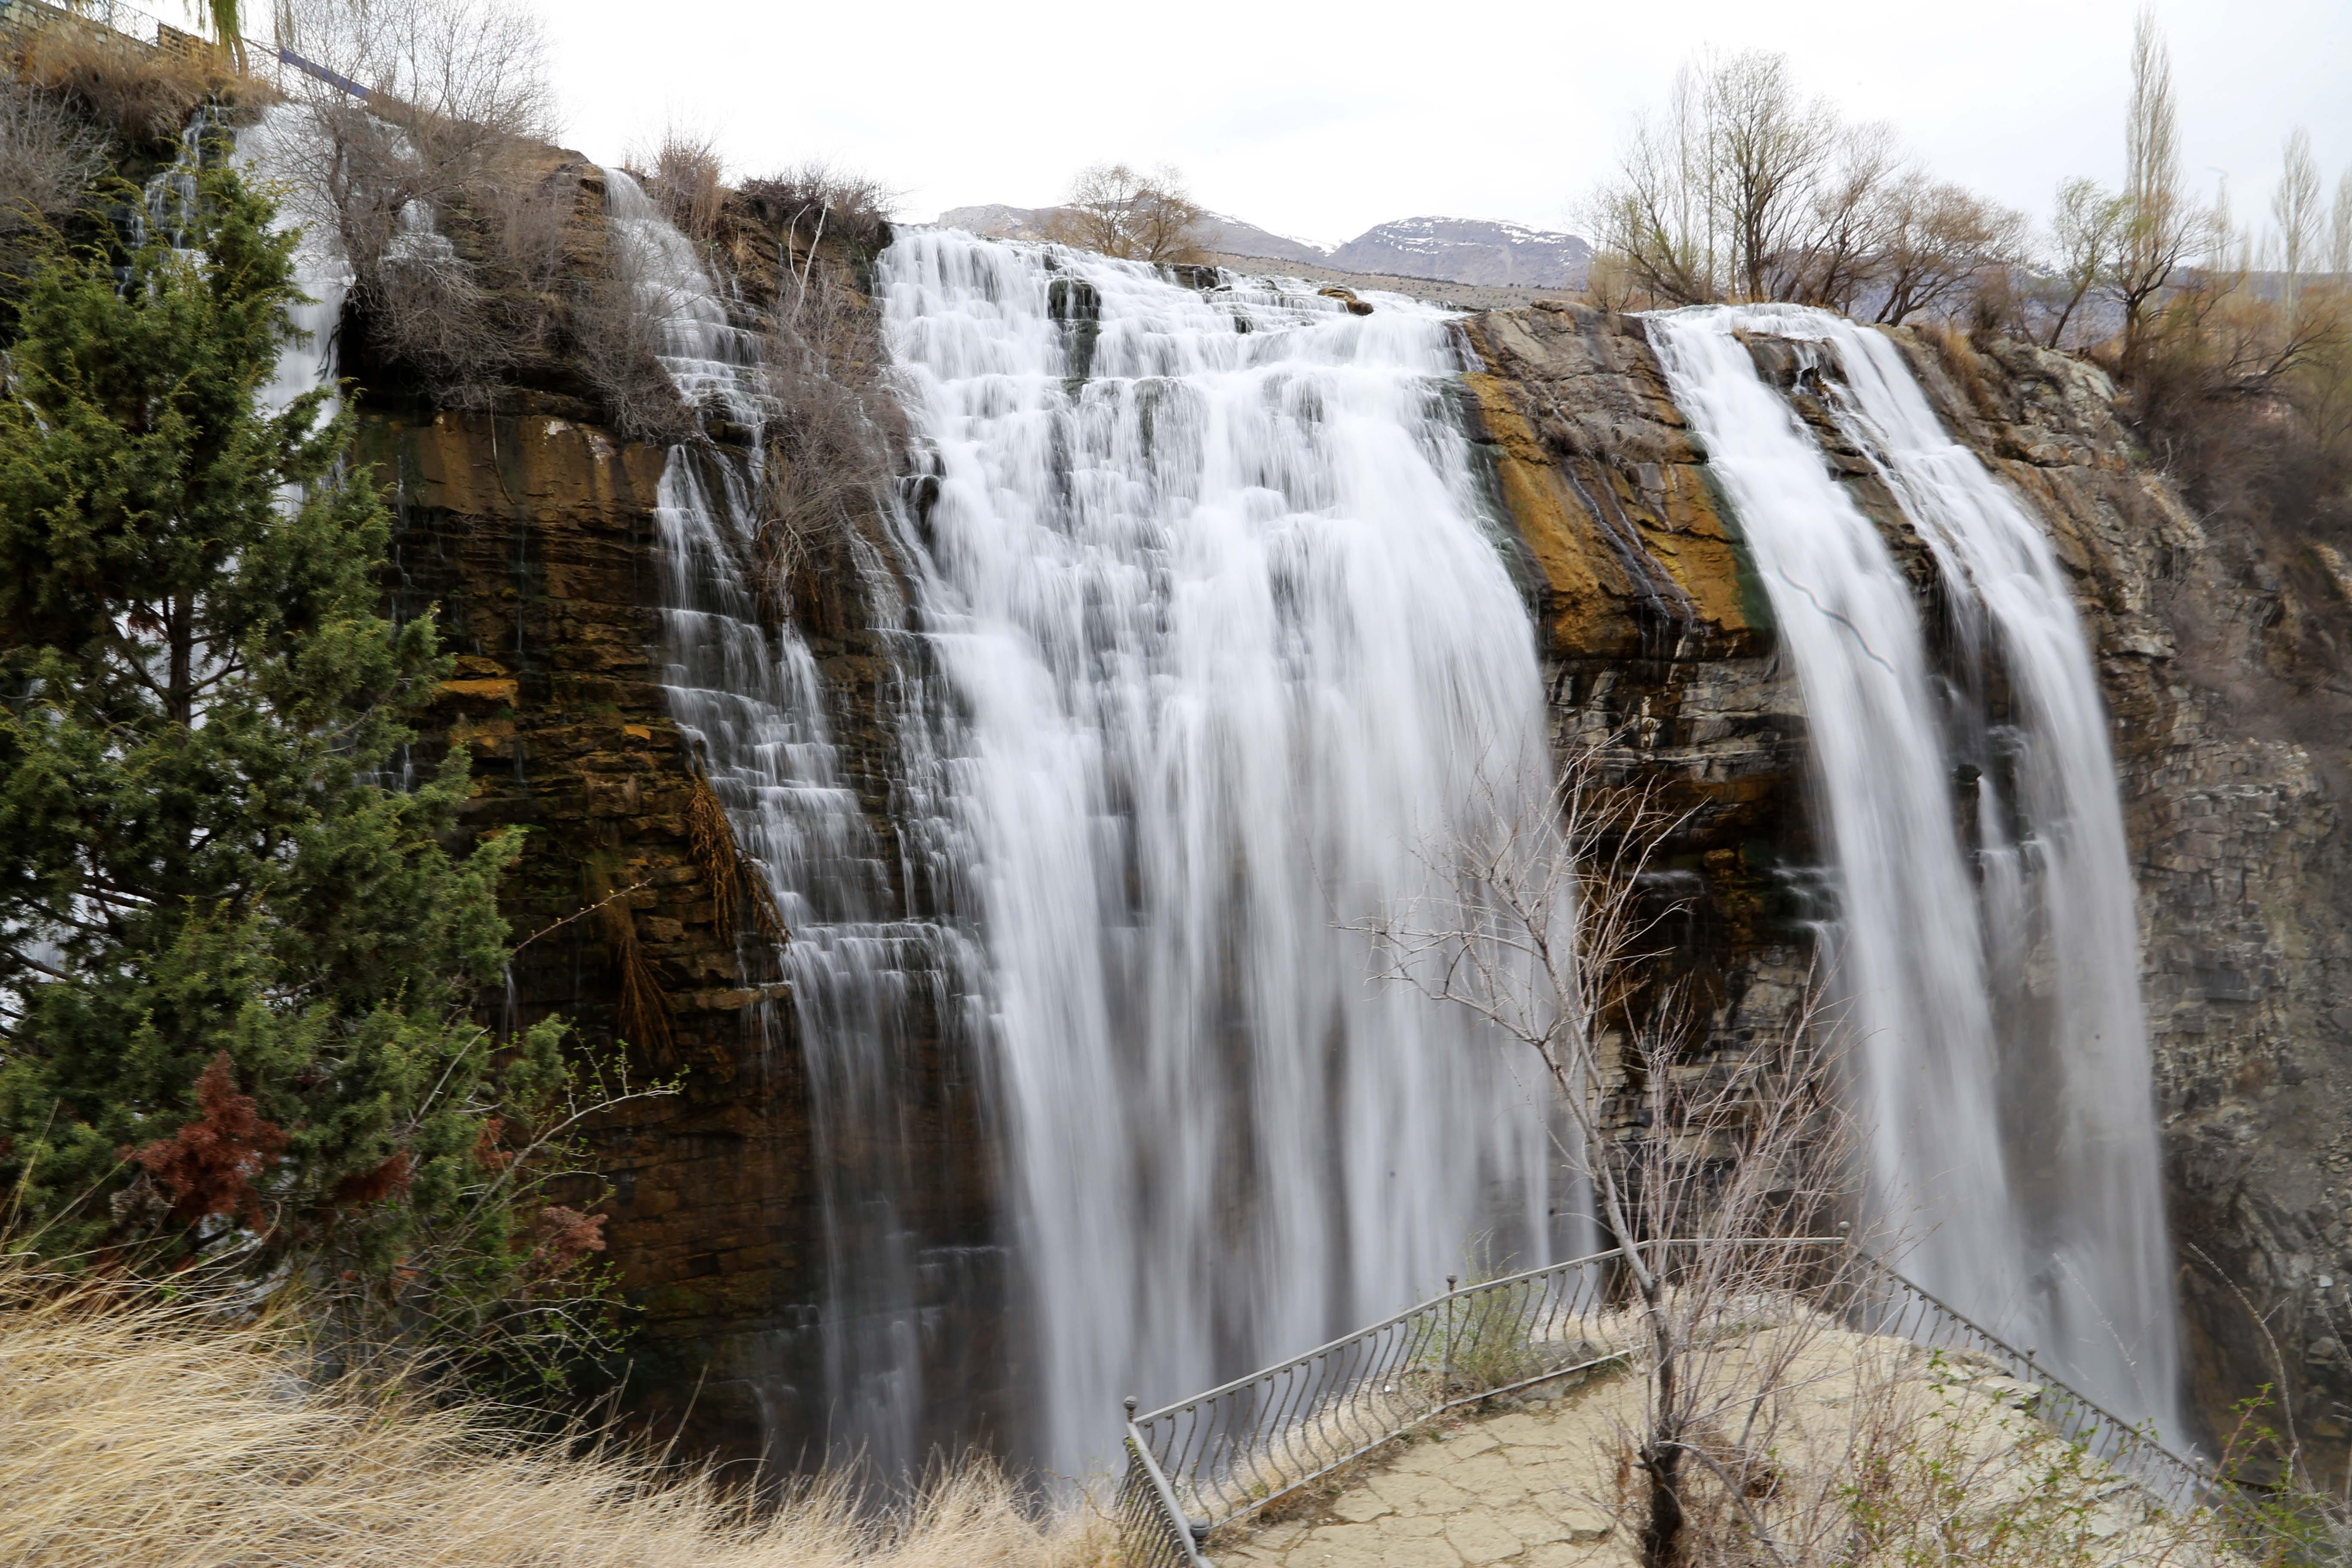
1458;301;2352;1476
343;184;2352;1476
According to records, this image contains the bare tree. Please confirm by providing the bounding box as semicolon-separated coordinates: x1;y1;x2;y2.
266;0;557;403
1040;162;1204;263
1705;50;1838;302
1585;50;2023;328
1872;182;2027;327
1785;122;1900;313
2332;167;2352;279
1589;62;1724;306
1356;741;1857;1568
2109;6;2201;363
2041;176;2124;349
2271;126;2324;320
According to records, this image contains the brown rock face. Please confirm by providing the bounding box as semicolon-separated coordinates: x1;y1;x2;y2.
358;249;2352;1480
1459;302;2352;1476
358;403;1003;1465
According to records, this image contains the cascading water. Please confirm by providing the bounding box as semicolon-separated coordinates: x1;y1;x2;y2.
876;232;1562;1471
233;106;352;419
601;172;989;1474
1818;320;2180;1430
1644;304;2179;1432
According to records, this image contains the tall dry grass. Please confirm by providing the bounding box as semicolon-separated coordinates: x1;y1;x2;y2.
0;1267;1114;1567
8;27;255;144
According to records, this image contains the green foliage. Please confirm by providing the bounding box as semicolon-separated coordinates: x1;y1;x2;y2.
0;154;619;1395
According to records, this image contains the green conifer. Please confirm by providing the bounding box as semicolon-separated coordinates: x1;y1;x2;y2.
0;159;607;1388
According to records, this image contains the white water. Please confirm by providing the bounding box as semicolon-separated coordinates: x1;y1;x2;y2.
877;231;1561;1470
233;107;356;420
602;172;986;1473
1645;304;2178;1432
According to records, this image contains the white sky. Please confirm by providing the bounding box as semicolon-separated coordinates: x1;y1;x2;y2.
537;0;2352;250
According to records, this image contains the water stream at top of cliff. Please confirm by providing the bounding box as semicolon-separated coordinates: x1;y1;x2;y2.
1644;304;2180;1434
875;232;1561;1471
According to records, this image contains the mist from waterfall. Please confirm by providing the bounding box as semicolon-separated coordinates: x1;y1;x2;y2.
876;231;1562;1471
1645;303;2180;1434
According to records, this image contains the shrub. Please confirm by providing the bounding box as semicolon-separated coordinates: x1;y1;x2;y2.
628;125;725;243
0;74;101;236
738;159;897;255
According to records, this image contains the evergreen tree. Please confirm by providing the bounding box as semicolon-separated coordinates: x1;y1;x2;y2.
0;158;609;1386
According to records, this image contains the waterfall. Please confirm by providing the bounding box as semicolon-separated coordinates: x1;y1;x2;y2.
601;173;989;1474
876;232;1560;1470
234;106;352;420
1645;304;2179;1432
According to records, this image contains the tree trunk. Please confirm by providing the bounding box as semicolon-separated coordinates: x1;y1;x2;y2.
168;592;193;728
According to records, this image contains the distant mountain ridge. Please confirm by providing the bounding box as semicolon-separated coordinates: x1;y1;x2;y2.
932;204;1589;290
1329;217;1590;290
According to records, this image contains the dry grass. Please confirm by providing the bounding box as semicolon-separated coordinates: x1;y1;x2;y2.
0;1265;1115;1567
627;126;724;245
8;27;254;145
579;864;675;1066
688;769;786;948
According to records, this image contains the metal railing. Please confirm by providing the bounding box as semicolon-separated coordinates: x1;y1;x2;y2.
1116;1237;2217;1567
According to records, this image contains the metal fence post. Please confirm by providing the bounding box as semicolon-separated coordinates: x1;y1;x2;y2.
1442;1274;1458;1392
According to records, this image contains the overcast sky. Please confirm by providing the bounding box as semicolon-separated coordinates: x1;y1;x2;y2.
538;0;2352;250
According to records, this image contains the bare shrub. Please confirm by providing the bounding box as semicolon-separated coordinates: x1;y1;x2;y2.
752;251;897;622
567;176;697;445
10;26;246;145
266;0;555;403
628;124;723;244
481;156;578;297
0;75;101;240
739;159;897;255
1040;161;1204;263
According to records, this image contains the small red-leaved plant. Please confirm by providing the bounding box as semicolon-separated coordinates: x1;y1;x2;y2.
126;1052;288;1229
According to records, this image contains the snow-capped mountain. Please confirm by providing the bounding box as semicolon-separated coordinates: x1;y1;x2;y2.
931;204;1589;290
1326;217;1591;289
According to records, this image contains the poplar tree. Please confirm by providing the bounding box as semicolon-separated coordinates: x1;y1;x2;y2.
0;159;601;1381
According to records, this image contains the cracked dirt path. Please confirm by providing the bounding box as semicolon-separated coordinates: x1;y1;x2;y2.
1213;1378;1635;1568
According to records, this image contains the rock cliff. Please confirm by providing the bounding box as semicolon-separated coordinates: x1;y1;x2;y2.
1460;301;2352;1476
355;199;2352;1473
